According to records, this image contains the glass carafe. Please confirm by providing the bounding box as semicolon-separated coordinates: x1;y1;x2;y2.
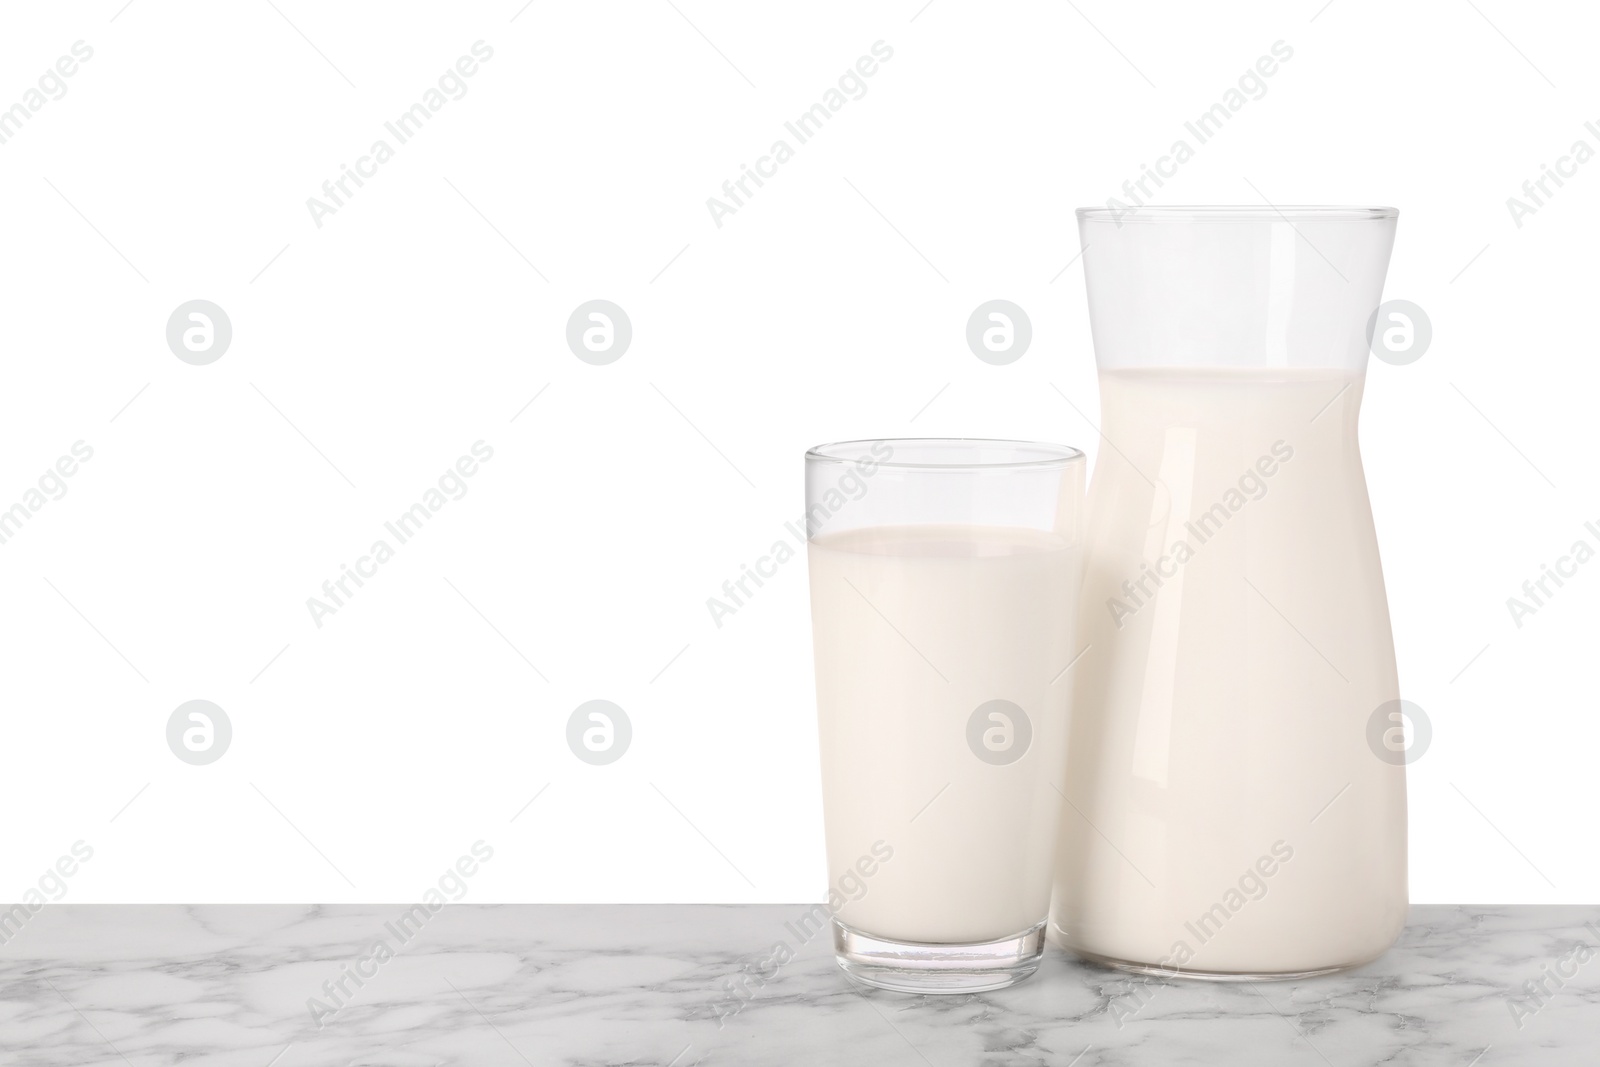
1051;206;1407;979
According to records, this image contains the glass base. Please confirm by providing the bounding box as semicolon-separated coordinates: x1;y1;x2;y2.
1071;947;1360;983
833;919;1046;994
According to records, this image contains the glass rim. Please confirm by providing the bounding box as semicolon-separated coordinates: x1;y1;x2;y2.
1076;204;1398;222
805;437;1085;471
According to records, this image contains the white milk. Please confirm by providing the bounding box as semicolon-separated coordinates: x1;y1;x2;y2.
810;524;1079;944
1051;368;1408;975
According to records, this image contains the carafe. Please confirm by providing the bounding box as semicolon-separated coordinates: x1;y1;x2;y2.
1051;206;1407;978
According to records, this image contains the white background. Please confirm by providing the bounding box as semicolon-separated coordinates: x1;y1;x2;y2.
0;0;1594;906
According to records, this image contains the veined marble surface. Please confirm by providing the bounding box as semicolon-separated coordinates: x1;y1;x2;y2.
1;904;1596;1065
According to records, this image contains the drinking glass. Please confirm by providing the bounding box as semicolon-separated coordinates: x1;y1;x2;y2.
806;438;1085;993
1051;206;1407;979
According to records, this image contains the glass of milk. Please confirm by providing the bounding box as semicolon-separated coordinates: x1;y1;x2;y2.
1052;206;1408;979
805;438;1085;993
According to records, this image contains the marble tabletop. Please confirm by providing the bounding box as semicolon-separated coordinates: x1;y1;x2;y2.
1;904;1595;1065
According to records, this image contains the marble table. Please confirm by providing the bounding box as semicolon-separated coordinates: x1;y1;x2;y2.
1;904;1595;1065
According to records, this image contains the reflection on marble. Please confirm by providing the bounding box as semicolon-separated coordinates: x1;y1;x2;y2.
1;904;1596;1065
